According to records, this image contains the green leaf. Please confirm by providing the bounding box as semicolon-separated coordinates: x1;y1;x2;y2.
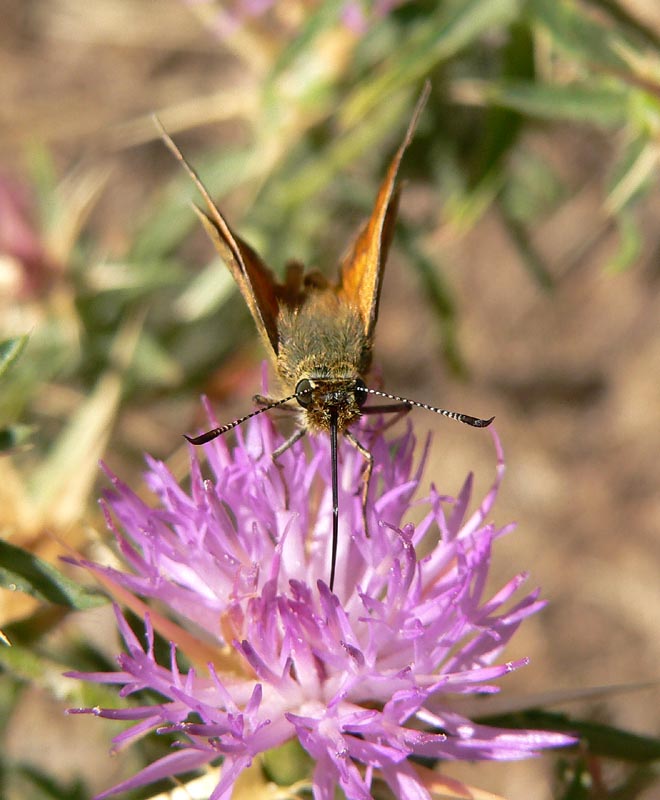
0;424;34;452
501;144;567;224
2;605;70;647
15;765;87;800
267;0;343;83
557;758;591;800
606;135;659;213
268;92;411;211
0;335;29;381
469;19;535;185
0;632;121;712
529;0;631;72
341;0;521;128
0;538;107;610
173;259;238;323
263;738;314;786
129;333;183;388
27;315;142;526
499;203;555;290
586;0;660;51
25;141;59;227
398;225;467;378
131;146;255;261
488;81;630;126
606;209;642;273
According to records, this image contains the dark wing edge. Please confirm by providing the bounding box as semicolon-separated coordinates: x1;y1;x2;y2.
155;117;280;355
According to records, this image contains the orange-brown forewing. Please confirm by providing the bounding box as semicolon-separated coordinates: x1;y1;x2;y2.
339;82;430;340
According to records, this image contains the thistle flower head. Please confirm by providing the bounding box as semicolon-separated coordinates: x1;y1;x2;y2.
68;400;574;799
0;173;58;298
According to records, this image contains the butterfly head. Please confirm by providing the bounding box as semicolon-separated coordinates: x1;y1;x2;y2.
294;376;368;434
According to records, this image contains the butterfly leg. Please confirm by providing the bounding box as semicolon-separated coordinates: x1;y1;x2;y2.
343;404;410;537
361;401;411;434
343;430;373;538
269;427;307;512
271;426;306;460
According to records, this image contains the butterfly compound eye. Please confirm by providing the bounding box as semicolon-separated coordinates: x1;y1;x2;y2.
295;378;314;408
354;377;368;407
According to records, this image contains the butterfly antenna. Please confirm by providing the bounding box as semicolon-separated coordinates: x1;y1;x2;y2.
184;393;299;445
360;387;494;428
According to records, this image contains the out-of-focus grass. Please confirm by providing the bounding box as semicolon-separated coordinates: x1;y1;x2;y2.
1;1;660;798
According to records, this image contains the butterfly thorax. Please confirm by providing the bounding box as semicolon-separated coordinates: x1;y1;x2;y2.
275;291;372;434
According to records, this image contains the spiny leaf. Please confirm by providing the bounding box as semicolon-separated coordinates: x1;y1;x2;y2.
530;0;631;72
0;335;29;381
341;0;521;127
0;538;106;610
488;81;629;126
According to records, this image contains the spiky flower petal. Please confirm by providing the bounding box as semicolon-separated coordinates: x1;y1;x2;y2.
68;407;573;799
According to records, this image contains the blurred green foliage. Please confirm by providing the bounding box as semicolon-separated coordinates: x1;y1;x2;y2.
5;0;660;436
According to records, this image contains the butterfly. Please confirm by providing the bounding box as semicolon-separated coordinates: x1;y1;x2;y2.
156;83;493;591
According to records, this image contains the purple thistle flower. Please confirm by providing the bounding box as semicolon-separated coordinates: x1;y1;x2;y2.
342;1;410;33
0;173;59;297
182;0;411;39
67;401;574;799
